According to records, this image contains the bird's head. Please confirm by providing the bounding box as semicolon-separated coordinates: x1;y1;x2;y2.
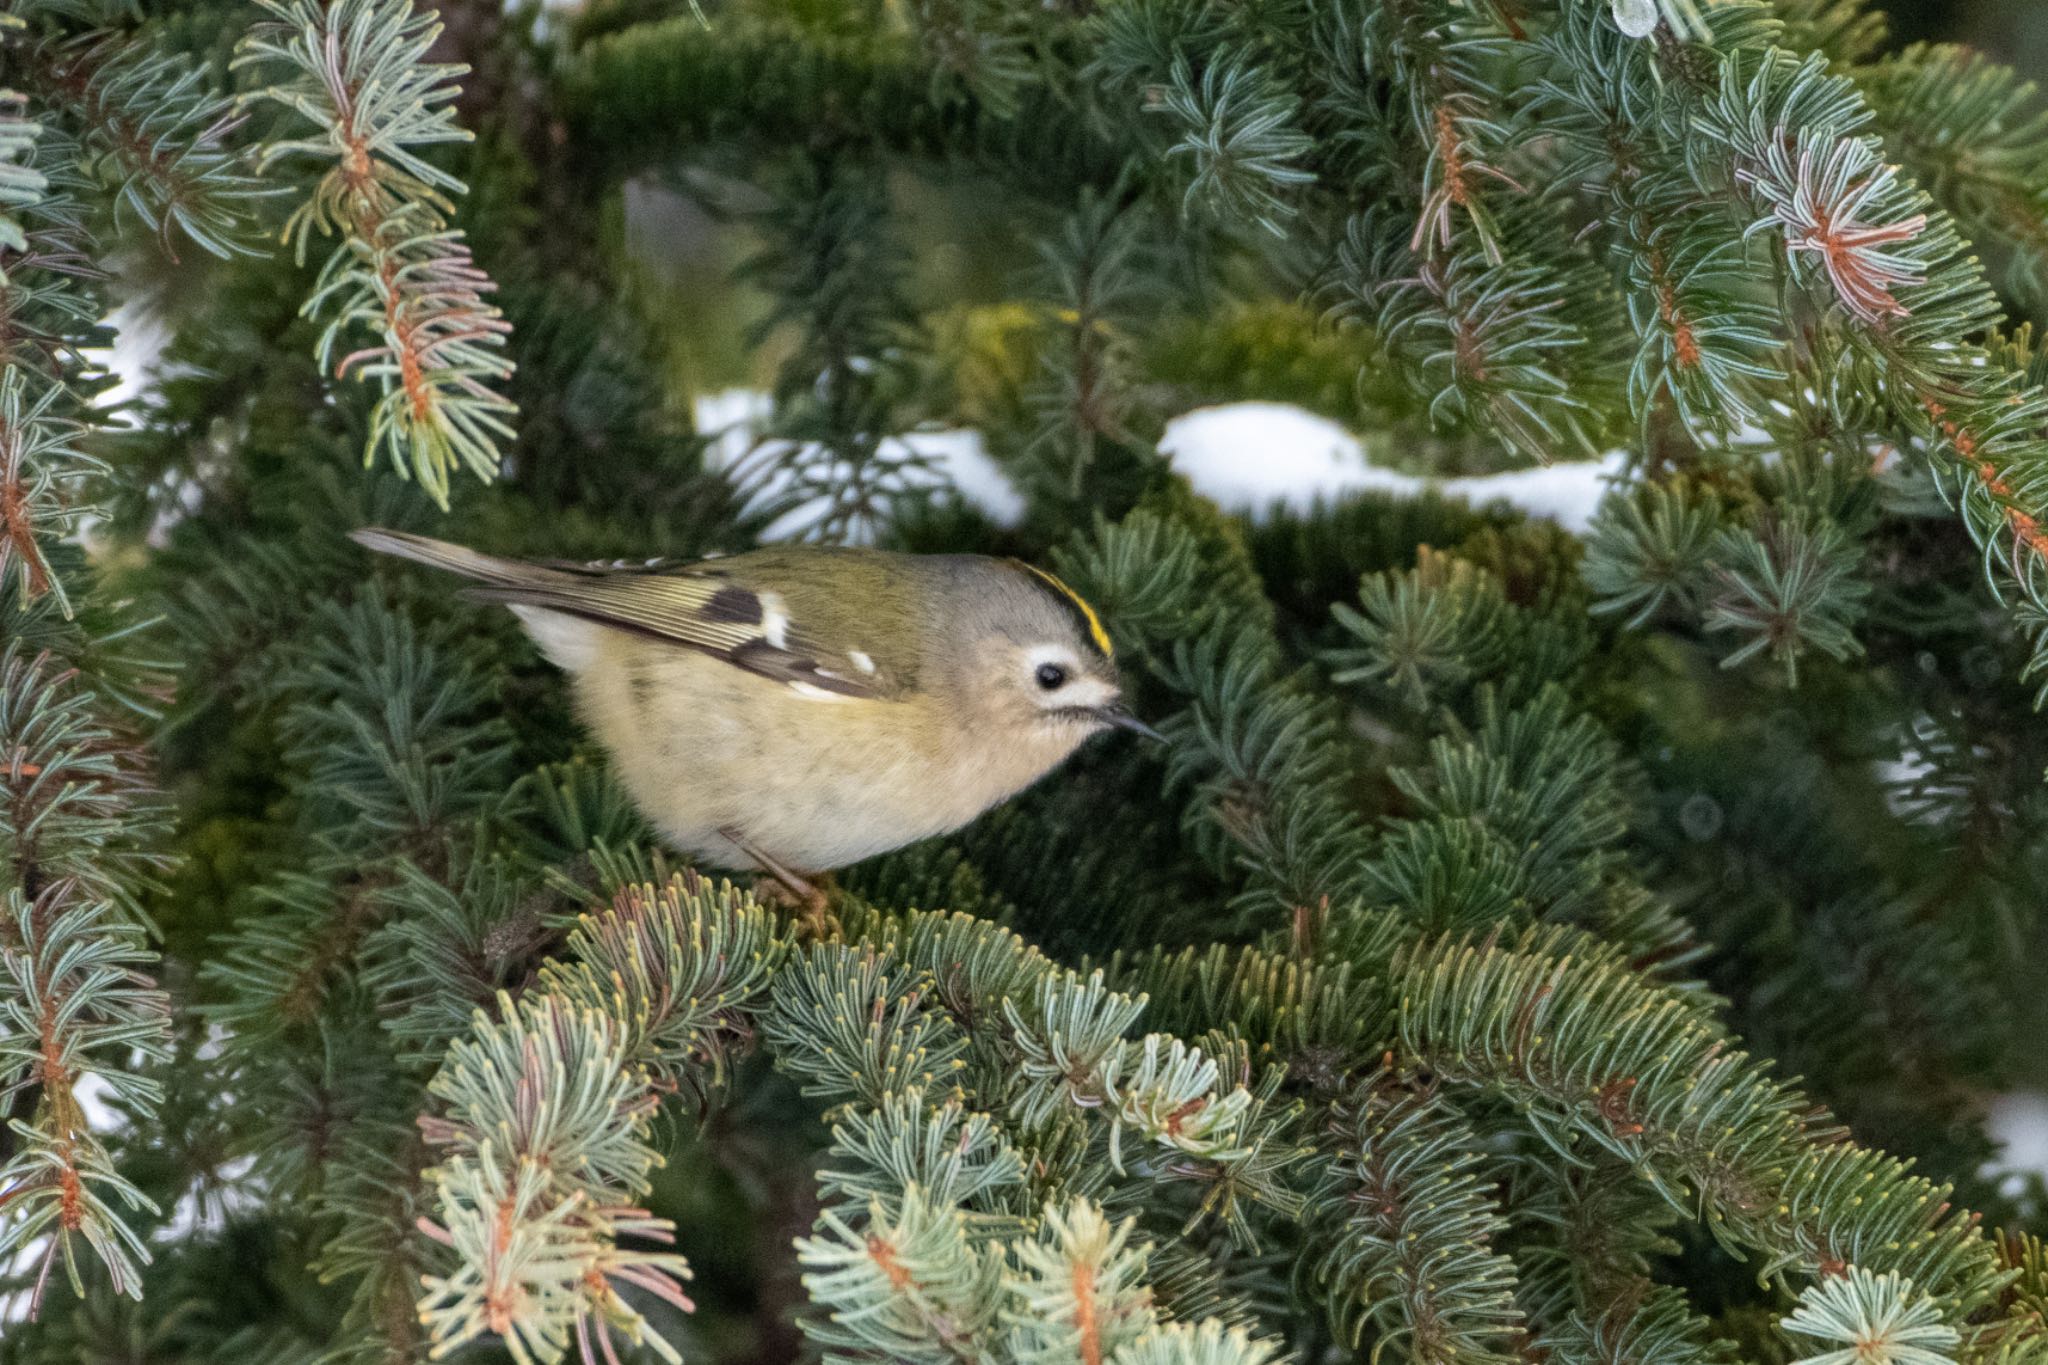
939;560;1162;749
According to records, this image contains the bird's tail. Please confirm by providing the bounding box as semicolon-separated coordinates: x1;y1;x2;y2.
351;527;604;670
350;527;562;591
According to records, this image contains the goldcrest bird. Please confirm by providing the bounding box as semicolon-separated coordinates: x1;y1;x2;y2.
350;530;1162;898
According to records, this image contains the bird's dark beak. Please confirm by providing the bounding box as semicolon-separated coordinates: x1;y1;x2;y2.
1093;702;1167;743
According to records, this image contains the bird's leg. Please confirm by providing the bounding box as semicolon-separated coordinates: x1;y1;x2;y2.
719;826;835;937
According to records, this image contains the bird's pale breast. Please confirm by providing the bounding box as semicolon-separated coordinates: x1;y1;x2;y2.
574;632;1079;872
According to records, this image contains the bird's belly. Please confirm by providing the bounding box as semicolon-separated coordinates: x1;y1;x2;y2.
717;748;960;870
575;643;996;872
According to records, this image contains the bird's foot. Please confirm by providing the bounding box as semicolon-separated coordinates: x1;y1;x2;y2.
721;826;839;939
753;872;837;939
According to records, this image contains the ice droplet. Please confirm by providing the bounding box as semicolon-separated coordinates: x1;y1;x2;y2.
1612;0;1661;38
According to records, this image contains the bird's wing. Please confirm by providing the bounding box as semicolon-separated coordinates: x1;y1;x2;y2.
351;529;895;700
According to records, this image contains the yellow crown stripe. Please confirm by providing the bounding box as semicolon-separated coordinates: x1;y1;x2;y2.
1019;561;1114;659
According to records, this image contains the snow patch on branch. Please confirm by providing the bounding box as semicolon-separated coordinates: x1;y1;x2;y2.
696;391;1625;540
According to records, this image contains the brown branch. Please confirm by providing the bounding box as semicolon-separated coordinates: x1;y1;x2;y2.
1921;397;2048;572
1073;1256;1103;1365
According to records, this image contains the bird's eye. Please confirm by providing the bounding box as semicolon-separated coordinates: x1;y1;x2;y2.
1035;662;1068;691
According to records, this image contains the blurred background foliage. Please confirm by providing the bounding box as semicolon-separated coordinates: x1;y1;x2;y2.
601;0;2048;468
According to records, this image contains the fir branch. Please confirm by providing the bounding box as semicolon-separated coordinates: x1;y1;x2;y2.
1507;1155;1740;1363
1586;479;1880;683
0;59;172;1314
1003;969;1145;1132
1327;532;1712;970
1373;684;1703;967
561;16;1123;191
764;940;972;1111
537;870;787;1095
0;87;48;279
180;588;531;1356
0;886;167;1309
860;907;1316;1243
202;872;389;1044
1781;1266;1960;1365
1155;52;1315;239
737;150;930;544
1517;9;1794;446
804;906;1313;1259
796;1183;1005;1363
906;0;1040;121
0;649;171;1313
236;0;469;253
1703;509;1870;682
415;873;782;1363
1780;0;1890;62
563;18;928;165
1107;941;1382;1098
1329;214;1601;463
1057;499;1388;944
416;993;692;1365
1393;930;2007;1331
1684;45;2048;694
1861;44;2048;312
770;907;1291;1349
270;597;515;848
1541;1281;1739;1365
1344;0;1524;265
1985;1230;2048;1360
799;1174;1275;1363
1329;550;1510;710
237;0;517;508
0;644;165;914
1747;132;1928;325
359;853;573;1065
1618;199;1782;437
32;31;267;263
1582;479;1726;629
0;108;103;403
815;1089;1028;1238
304;207;517;502
308;1107;437;1358
1002;1198;1157;1364
1111;1319;1282;1365
1004;969;1294;1229
1305;1070;1523;1360
1022;189;1152;503
0;370;103;614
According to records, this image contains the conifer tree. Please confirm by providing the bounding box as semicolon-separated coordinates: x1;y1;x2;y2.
3;0;2048;1361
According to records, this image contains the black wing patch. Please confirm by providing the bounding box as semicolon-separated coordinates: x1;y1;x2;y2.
702;585;765;625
